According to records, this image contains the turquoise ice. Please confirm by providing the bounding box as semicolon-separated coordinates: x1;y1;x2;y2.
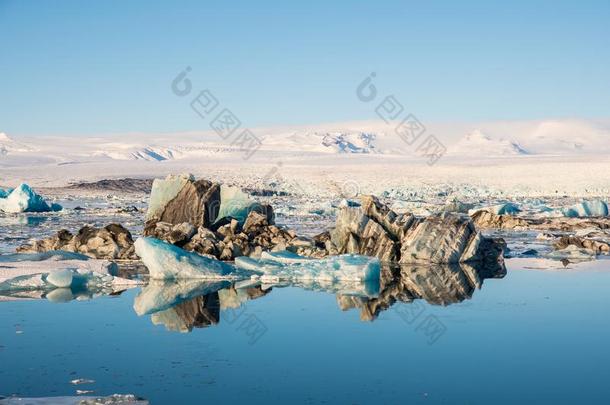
0;183;62;213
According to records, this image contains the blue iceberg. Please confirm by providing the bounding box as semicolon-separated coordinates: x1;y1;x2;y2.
562;200;609;218
0;183;62;213
134;237;248;280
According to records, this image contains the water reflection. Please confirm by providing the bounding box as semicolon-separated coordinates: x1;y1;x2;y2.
134;261;506;332
338;261;506;321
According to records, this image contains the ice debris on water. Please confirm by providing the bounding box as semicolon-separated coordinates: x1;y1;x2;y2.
235;250;381;282
0;267;137;293
0;183;62;213
135;236;380;284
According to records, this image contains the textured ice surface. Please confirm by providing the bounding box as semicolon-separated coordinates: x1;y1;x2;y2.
215;185;262;224
235;251;380;282
46;268;73;287
0;184;62;213
133;279;229;315
562;199;608;218
0;265;139;296
470;202;521;216
0;258;118;283
0;251;90;262
134;237;247;279
545;245;596;261
145;173;193;220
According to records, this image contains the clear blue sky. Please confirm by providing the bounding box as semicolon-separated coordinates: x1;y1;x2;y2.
1;0;609;135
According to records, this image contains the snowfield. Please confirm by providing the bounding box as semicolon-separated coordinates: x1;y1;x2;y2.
1;118;609;200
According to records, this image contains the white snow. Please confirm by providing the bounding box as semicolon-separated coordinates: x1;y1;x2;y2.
2;118;610;202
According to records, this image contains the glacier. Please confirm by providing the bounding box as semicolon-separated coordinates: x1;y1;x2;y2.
0;183;62;213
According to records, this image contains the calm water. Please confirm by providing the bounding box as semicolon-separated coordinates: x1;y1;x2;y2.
1;259;610;404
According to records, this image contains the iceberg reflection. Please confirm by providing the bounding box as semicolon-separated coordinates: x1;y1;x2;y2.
133;261;506;332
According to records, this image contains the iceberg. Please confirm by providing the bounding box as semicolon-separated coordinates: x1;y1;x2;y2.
134;237;249;279
235;251;380;282
469;202;521;216
562;200;608;218
0;183;62;213
215;185;262;224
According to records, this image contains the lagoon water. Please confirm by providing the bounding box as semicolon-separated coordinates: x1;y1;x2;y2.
1;259;609;404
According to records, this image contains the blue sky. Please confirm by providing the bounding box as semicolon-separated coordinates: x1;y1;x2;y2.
1;0;609;135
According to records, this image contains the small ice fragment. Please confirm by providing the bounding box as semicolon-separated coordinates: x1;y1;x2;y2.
46;268;74;288
71;378;95;385
562;199;608;218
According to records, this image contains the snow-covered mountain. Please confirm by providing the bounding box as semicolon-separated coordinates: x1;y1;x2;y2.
93;146;184;161
1;119;609;168
448;130;529;157
0;132;35;154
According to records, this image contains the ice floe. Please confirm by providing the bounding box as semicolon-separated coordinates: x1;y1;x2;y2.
134;237;246;279
235;252;380;282
0;184;62;213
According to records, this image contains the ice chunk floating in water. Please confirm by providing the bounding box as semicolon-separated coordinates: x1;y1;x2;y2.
134;237;247;279
235;251;380;282
0;183;62;213
562;199;609;218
